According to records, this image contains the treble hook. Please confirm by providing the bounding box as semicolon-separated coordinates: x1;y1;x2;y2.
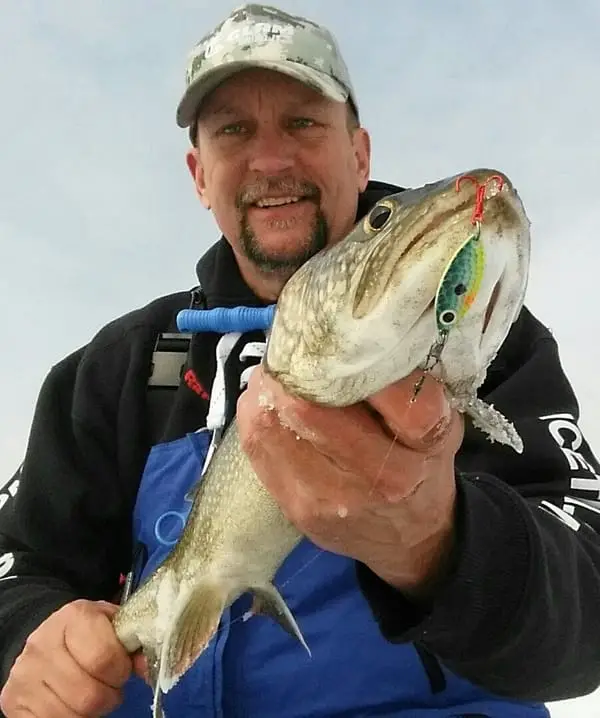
455;173;505;225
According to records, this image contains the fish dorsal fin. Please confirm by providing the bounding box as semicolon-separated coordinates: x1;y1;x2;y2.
158;582;227;694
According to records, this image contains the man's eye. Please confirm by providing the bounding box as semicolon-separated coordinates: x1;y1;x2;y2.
290;117;316;129
219;123;245;136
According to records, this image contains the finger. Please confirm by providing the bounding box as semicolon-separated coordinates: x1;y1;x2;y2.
368;371;454;450
244;365;452;460
240;367;397;468
63;605;132;688
1;669;85;718
44;639;123;716
245;396;423;509
241;367;437;500
35;680;85;718
241;408;339;510
240;366;458;503
93;600;120;617
132;652;150;684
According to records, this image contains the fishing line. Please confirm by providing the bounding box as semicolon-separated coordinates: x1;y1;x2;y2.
367;432;398;499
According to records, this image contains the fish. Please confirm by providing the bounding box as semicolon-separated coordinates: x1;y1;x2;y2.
265;170;530;450
112;168;531;717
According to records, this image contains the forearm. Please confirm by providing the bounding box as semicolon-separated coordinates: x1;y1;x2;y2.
357;472;600;701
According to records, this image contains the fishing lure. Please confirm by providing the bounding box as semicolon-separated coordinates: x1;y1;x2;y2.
412;174;503;399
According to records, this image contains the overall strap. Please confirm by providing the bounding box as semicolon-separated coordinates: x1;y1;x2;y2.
145;287;205;446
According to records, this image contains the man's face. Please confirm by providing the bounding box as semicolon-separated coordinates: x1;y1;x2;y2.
186;68;371;288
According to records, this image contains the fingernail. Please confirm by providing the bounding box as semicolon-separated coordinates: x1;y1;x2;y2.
421;416;451;445
420;400;452;445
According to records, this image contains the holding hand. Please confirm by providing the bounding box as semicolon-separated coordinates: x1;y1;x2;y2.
237;367;464;598
0;599;147;718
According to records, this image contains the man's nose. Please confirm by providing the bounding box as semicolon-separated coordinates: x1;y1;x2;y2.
247;127;296;175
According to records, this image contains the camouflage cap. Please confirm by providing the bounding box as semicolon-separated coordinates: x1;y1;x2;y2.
176;3;359;129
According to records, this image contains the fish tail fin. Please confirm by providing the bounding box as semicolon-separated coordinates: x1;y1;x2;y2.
455;395;523;453
158;582;228;694
250;583;311;657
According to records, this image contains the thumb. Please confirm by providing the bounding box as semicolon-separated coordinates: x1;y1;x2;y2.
132;651;151;684
368;371;453;450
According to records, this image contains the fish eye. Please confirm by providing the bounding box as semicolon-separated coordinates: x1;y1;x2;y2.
364;202;393;234
439;310;457;327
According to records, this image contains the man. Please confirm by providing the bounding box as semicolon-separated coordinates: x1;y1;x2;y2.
1;4;600;717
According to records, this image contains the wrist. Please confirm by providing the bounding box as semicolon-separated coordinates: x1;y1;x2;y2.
370;501;457;602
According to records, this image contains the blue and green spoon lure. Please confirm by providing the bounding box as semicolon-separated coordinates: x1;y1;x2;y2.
434;222;485;336
421;222;484;373
412;199;488;400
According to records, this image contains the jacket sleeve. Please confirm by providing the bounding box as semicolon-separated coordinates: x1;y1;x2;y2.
356;306;600;702
0;342;143;686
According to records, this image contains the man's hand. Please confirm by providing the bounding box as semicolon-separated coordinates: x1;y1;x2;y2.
237;366;464;598
0;599;147;718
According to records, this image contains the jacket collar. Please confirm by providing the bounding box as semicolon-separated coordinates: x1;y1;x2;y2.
196;179;404;309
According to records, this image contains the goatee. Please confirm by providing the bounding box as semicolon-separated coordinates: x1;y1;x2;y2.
236;177;328;274
239;209;328;274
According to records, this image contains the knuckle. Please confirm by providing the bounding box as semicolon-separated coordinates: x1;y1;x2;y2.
22;629;44;656
1;659;31;715
288;496;321;535
64;605;128;683
239;410;276;457
0;683;14;716
56;598;83;618
73;685;118;716
75;637;123;685
92;641;120;675
68;598;97;618
281;397;315;434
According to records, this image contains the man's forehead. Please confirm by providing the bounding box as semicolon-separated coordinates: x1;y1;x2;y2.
199;70;333;117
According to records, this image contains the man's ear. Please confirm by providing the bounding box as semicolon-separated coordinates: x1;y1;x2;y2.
186;148;211;209
353;127;371;193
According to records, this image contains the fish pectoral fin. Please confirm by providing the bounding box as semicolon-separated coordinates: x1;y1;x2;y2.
158;583;227;694
250;584;311;657
453;395;523;454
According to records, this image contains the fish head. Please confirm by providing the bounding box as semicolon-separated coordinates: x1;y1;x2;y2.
264;168;531;405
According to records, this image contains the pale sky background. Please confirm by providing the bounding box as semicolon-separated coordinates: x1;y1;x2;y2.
1;1;599;715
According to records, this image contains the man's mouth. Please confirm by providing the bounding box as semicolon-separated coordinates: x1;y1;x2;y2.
253;196;305;208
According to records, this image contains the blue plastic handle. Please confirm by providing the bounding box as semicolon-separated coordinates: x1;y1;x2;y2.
176;305;276;334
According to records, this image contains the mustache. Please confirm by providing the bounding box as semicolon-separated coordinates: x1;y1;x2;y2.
235;178;321;208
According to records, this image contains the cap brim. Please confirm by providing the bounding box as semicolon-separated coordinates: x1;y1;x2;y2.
176;59;349;128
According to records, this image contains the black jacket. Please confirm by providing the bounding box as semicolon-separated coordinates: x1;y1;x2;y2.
1;180;600;703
